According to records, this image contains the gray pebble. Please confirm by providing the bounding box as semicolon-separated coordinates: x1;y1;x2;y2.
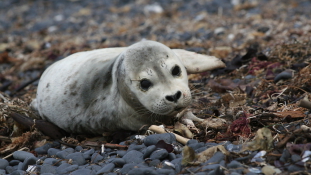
188;142;205;151
91;152;104;163
156;168;175;175
65;152;86;165
17;162;23;170
41;164;57;174
116;150;127;157
21;156;38;171
274;70;293;83
96;163;115;174
128;167;157;175
150;149;168;160
120;163;136;174
90;164;102;172
10;170;26;175
195;146;208;153
56;163;71;174
112;158;126;167
43;158;60;166
280;149;290;163
202;164;220;171
204;151;225;164
227;160;243;169
123;150;143;164
148;159;161;167
0;169;5;175
291;154;301;162
47;148;61;157
64;165;79;173
13;151;35;161
56;148;75;159
128;144;146;152
168;153;176;161
144;133;176;146
6;166;15;174
143;145;156;158
287;164;304;172
207;166;225;175
71;168;96;175
0;159;9;169
75;146;83;152
9;160;20;166
83;148;95;159
35;143;52;154
171;157;182;173
187;139;198;145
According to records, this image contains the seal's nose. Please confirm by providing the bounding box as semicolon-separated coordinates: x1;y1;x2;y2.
165;91;182;103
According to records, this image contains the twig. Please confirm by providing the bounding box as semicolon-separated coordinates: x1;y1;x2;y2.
149;125;189;145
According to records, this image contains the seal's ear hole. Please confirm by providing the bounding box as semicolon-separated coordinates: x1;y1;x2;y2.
171;65;181;77
140;79;152;91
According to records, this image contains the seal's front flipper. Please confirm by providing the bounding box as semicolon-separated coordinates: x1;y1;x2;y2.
173;49;226;74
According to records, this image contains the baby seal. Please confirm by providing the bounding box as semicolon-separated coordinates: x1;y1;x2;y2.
32;40;225;134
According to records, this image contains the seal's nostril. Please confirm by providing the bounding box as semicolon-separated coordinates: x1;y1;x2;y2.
166;96;174;102
166;91;182;103
175;91;181;100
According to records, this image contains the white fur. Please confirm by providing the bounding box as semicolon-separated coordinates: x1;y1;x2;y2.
32;40;225;134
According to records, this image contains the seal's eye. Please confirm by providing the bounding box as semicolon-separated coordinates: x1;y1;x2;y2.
140;79;152;91
171;65;181;77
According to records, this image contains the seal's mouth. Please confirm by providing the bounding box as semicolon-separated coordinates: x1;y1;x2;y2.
174;107;184;112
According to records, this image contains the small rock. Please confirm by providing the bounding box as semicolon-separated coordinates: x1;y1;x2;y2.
123;150;144;164
127;144;146;152
227;160;243;169
156;168;175;175
83;148;95;159
274;70;293;83
148;159;161;167
128;167;157;175
35;143;52;154
204;152;225;164
12;151;35;161
10;170;26;175
287;164;304;172
150;149;168;160
202;164;220;171
280;149;291;162
188;142;205;151
0;159;9;169
75;146;83;152
41;164;57;174
65;152;86;165
143;145;156;158
116;150;127;157
21;156;38;171
6;166;15;174
187;139;198;145
0;169;6;175
43;158;60;166
47;148;61;157
112;158;126;167
56;163;71;174
144;133;176;146
56;148;75;159
91;152;104;163
291;154;301;162
96;163;115;174
71;168;95;175
9;160;20;166
120;163;136;174
168;153;176;161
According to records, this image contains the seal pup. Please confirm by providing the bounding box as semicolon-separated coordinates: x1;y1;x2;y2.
32;40;225;134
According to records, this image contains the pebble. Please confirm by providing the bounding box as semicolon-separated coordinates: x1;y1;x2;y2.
150;149;168;160
83;148;95;159
143;145;157;158
65;152;86;165
122;150;144;164
71;168;95;175
47;148;61;157
35;143;52;154
9;160;20;166
41;164;57;174
12;151;35;161
112;158;126;167
274;70;293;83
91;152;104;163
204;151;225;164
96;163;115;174
144;133;176;146
0;159;9;169
56;147;75;159
227;160;243;169
21;156;38;171
127;167;157;175
0;169;5;175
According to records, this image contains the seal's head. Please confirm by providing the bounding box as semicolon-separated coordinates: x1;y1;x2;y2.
117;40;190;116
